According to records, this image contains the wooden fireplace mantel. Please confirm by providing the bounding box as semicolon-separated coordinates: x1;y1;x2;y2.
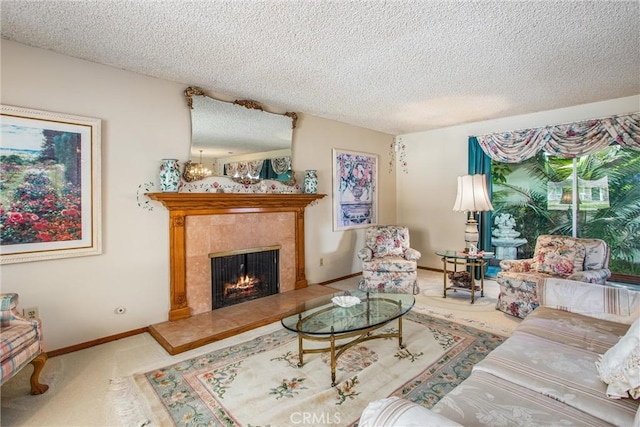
147;192;326;321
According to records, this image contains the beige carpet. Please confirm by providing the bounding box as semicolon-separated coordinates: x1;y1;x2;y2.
330;269;521;337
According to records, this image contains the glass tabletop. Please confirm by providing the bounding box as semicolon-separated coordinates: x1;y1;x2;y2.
281;290;415;336
435;249;494;260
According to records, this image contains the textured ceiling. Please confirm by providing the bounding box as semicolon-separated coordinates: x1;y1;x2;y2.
1;1;639;135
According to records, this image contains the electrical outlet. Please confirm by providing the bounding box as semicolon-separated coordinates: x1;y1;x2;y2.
320;257;324;266
23;306;39;320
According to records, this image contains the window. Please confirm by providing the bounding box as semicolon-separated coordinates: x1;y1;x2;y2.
491;146;640;283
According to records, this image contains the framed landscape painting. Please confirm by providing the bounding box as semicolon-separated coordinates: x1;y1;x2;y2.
0;105;102;264
332;148;378;231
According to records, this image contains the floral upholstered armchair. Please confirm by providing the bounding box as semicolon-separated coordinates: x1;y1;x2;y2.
0;293;49;394
496;235;611;319
357;225;421;294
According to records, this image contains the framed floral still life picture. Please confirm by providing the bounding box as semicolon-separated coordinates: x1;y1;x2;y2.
332;148;378;231
0;105;102;264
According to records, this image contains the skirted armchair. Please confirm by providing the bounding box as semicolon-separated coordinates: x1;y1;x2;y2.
0;293;49;394
357;225;421;294
496;234;611;319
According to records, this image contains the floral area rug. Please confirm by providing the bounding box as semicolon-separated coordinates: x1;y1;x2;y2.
111;312;505;427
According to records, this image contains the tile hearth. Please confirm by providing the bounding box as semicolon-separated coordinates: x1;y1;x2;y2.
149;284;336;355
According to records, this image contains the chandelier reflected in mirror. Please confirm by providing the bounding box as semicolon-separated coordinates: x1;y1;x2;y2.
183;150;211;182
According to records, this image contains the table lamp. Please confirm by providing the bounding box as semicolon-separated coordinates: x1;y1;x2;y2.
452;174;494;250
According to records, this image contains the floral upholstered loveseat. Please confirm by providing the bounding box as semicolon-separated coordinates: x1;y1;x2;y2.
361;279;640;426
357;225;421;294
496;234;611;318
0;293;49;394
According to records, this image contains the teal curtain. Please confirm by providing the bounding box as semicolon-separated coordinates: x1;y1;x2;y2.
468;137;493;252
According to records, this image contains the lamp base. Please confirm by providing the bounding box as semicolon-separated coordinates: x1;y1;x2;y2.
464;217;479;250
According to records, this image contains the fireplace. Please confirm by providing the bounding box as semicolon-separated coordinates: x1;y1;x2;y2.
210;246;280;309
145;192;325;321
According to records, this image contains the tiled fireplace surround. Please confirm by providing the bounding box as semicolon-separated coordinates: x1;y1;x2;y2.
147;192;325;321
186;212;296;315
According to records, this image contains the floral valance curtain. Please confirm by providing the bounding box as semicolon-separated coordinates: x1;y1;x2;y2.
224;160;263;178
476;113;640;163
225;157;292;180
270;156;292;175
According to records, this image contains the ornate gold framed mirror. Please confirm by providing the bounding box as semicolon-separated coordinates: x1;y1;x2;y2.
184;87;298;185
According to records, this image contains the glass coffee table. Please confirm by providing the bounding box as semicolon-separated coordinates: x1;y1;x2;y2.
281;290;415;386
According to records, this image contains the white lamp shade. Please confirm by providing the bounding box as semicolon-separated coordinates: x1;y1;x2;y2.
452;174;494;213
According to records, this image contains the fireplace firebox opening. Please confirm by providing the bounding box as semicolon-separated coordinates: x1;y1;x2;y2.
209;245;280;309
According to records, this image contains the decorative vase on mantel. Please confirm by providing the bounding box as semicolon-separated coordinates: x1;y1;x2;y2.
159;159;180;192
304;170;318;194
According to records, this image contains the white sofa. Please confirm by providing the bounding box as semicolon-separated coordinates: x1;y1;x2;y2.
361;279;640;426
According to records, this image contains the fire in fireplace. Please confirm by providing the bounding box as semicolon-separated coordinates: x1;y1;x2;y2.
210;245;280;309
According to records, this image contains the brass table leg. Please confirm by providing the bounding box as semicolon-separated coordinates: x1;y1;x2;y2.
442;257;447;298
330;327;337;387
297;333;304;367
297;313;304;367
470;259;476;304
480;259;485;298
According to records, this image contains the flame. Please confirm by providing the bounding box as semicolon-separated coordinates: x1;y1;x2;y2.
223;275;259;297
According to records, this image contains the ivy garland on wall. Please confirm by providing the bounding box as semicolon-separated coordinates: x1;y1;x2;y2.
388;137;408;174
